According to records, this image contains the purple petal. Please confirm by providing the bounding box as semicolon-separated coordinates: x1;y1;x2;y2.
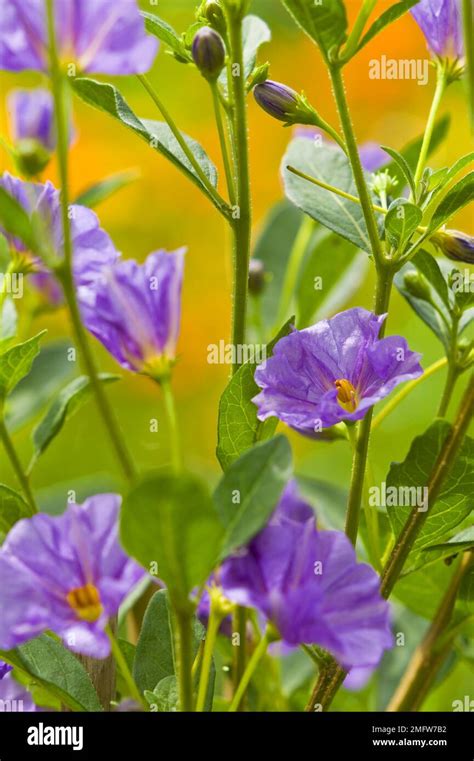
411;0;463;57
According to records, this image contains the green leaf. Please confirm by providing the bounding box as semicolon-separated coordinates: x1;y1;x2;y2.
120;472;224;606
2;635;102;712
216;319;293;470
422;527;474;566
296;230;367;327
5;339;74;433
0;331;46;400
214;435;292;556
133;590;175;693
145;676;179;712
393;561;454;619
395;250;453;349
384;199;422;251
31;373;120;466
281;0;347;59
0;187;37;252
0;299;18;343
141;12;192;62
381;145;416;199
251;201;303;334
430;171;474;230
0;484;32;532
386;420;473;575
72;79;217;193
283;139;374;252
73;170;139;208
356;1;420;53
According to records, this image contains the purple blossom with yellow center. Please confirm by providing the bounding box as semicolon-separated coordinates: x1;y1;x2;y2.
253;308;423;434
0;172;118;305
213;481;393;675
0;0;158;75
411;0;463;58
0;495;144;659
81;249;186;377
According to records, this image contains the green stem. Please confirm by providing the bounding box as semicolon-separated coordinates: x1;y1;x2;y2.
437;360;460;417
46;0;135;483
227;12;252;376
61;276;136;481
137;74;229;218
372;357;448;429
232;605;248;710
412;64;448;194
159;376;182;473
344;269;394;545
308;374;474;712
329;65;385;271
196;599;222;712
174;606;195;712
106;624;145;709
0;416;37;514
340;0;378;63
229;629;270;712
273;216;314;332
210;81;236;206
387;551;473;712
346;423;381;568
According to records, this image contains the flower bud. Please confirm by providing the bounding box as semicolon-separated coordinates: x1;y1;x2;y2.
403;271;432;302
15;138;51;177
197;1;226;36
254;81;318;127
431;230;474;264
192;26;226;81
248;258;266;295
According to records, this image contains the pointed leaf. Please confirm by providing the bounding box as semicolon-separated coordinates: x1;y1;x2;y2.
74;170;139;208
357;1;420;53
214;435;293;556
0;331;46;399
430;172;474;230
283;139;375;252
0;484;32;533
281;0;347;59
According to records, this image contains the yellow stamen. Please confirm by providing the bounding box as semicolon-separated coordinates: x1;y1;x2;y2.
334;378;358;413
66;583;103;623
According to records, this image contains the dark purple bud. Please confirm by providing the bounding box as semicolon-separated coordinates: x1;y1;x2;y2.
248;258;266;295
432;230;474;264
254;80;317;127
192;26;226;81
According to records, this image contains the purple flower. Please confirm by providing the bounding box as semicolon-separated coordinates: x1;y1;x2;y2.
0;662;12;680
215;481;393;674
0;173;118;304
0;0;158;74
411;0;463;58
0;494;144;658
7;88;55;151
81;249;185;376
359;142;387;173
0;671;36;712
253;308;423;433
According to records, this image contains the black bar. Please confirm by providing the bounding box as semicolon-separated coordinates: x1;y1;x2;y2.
0;711;473;758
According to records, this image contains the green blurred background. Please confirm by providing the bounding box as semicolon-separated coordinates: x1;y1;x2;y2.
0;0;472;710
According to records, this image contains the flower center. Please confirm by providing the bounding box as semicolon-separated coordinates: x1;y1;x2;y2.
334;379;358;413
66;583;103;623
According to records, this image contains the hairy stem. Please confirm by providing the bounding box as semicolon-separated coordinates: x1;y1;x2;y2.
273;215;314;332
229;629;269;713
159;377;182;473
412;64;448;194
0;416;37;514
174;606;195;712
46;0;135;482
137;74;229;218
